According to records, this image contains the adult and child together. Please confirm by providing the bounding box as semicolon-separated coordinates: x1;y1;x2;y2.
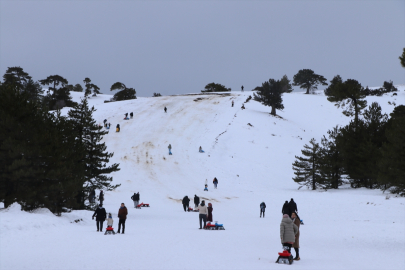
92;203;128;234
280;198;301;261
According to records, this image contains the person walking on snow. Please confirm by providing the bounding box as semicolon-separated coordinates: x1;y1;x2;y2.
182;196;190;212
207;203;213;222
282;201;290;216
280;214;298;254
232;100;234;107
213;177;218;189
168;144;172;155
92;204;106;232
131;192;139;208
164;107;167;113
194;195;200;208
198;200;208;229
291;212;301;260
288;198;298;217
117;203;128;234
260;202;266;218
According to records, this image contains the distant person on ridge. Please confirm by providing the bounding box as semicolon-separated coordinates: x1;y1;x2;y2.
194;195;200;208
241;85;244;92
92;204;106;232
182;196;190;212
164;107;167;113
282;201;290;216
260;202;266;218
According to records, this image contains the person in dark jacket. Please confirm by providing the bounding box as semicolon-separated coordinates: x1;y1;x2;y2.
92;204;107;232
260;202;266;218
117;203;128;234
131;192;140;208
130;112;133;119
89;189;96;203
213;177;218;189
164;107;167;113
288;198;298;216
207;203;213;222
99;190;104;205
182;196;190;212
125;113;128;119
194;195;200;208
282;201;290;216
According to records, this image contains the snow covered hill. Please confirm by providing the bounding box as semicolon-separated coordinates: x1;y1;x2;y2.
1;87;405;270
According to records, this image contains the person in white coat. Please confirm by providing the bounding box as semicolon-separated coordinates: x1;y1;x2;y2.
197;200;208;229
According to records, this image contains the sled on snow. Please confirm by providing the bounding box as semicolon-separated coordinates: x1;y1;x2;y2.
136;202;150;209
275;250;294;265
204;222;225;230
187;207;199;212
104;226;116;235
124;117;129;120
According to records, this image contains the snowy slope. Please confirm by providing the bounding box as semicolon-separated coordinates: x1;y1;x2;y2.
1;87;405;270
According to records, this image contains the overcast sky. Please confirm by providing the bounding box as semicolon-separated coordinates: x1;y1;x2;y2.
1;0;404;96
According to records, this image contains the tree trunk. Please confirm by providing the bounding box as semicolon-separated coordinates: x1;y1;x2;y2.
306;87;310;94
271;106;276;116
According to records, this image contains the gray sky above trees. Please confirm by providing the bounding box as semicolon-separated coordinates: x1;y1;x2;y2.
1;0;404;97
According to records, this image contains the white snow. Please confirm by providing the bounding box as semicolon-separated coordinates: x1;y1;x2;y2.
1;87;405;270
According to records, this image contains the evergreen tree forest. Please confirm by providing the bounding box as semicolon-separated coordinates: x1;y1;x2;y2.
0;68;120;214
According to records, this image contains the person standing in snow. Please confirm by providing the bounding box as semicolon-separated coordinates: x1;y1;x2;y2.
182;196;190;212
291;212;301;260
213;177;218;189
130;112;133;119
164;107;167;113
260;202;266;218
280;214;298;253
241;104;245;110
207;203;213;222
198;200;208;229
92;204;107;232
116;124;120;132
232;100;234;107
117;203;128;234
288;198;298;216
241;85;244;92
194;195;200;208
103;119;107;127
282;201;290;216
168;144;172;155
131;192;139;208
124;113;128;119
99;190;104;205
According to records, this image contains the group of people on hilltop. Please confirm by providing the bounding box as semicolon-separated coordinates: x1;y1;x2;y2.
92;202;128;234
279;198;301;261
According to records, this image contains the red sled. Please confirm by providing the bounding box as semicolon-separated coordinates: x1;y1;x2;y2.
187;208;199;212
104;226;116;235
136;202;150;209
276;250;293;265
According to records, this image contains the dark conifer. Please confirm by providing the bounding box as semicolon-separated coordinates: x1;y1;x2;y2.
292;138;322;190
110;82;136;101
253;78;284;116
292;69;328;94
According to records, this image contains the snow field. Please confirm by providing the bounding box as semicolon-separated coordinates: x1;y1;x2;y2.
1;88;404;269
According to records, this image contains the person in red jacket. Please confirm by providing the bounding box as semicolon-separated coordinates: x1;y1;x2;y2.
207;203;213;222
117;203;128;234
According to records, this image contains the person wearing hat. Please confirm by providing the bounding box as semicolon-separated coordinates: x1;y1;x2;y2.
280;214;298;253
197;200;208;229
92;204;107;232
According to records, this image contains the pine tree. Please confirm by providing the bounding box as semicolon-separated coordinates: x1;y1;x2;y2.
110;82;136;101
292;138;322;190
73;84;83;92
84;78;92;97
292;69;328;94
378;105;405;195
326;77;367;126
253;78;284;116
399;48;405;68
201;82;231;92
280;75;293;93
68;98;120;208
319;127;344;189
40;75;76;109
2;67;31;90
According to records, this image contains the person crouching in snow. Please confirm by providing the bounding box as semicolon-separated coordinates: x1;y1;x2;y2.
280;214;298;254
